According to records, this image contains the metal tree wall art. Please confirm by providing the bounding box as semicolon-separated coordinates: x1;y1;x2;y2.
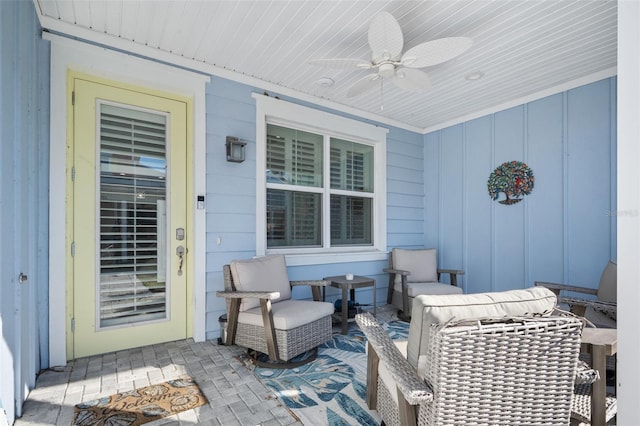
487;161;534;205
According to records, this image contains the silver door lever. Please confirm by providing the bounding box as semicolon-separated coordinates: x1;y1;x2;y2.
177;246;185;276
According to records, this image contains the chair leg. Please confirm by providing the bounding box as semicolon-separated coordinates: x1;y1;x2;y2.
397;386;418;426
366;341;380;410
386;273;395;305
399;277;411;322
226;298;240;345
260;299;280;362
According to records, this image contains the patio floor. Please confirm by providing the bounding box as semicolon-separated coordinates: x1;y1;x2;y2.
15;305;397;426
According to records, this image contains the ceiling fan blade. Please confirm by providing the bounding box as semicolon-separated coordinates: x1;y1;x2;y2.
393;68;432;92
368;11;404;63
401;37;473;68
308;58;372;69
347;74;380;98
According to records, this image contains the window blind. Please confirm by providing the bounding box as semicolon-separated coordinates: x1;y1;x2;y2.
99;104;168;328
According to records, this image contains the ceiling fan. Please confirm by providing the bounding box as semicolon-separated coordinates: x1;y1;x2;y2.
309;11;473;98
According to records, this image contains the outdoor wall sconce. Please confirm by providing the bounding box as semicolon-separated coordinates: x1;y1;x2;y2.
226;136;246;163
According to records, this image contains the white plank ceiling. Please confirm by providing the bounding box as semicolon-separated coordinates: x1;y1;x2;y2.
34;0;617;132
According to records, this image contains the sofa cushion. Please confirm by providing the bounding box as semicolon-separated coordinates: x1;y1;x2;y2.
406;287;556;374
405;282;463;297
596;260;617;303
238;299;334;330
393;248;438;286
230;255;292;311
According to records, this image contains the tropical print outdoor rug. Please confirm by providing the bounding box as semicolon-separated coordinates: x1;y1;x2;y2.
253;320;409;425
72;376;207;426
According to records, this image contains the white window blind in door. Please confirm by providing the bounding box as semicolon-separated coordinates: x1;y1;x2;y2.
98;103;168;328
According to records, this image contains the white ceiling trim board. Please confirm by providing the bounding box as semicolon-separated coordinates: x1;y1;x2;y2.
35;12;423;134
422;66;617;134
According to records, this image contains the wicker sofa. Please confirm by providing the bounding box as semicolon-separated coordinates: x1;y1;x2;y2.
216;255;334;367
356;287;589;425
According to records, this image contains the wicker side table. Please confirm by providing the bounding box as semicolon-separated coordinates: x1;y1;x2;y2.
323;275;376;334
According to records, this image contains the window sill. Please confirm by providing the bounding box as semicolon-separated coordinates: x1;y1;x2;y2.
272;250;389;266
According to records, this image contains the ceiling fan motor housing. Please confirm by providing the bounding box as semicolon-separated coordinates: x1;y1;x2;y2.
378;62;396;78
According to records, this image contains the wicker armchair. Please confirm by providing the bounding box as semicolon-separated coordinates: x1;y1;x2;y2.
385;248;464;321
535;260;617;328
216;255;334;367
356;287;589;426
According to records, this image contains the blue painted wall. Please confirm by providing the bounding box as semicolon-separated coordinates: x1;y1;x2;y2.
0;0;50;422
425;78;617;294
203;77;425;339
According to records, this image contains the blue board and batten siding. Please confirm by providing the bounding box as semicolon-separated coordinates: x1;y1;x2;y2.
0;0;50;423
425;78;617;294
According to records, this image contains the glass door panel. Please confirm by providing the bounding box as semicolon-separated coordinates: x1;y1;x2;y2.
99;104;168;328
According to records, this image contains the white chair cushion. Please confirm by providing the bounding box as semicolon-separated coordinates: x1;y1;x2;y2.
597;260;617;303
393;248;438;286
406;287;556;373
405;282;463;297
230;255;292;311
237;299;334;330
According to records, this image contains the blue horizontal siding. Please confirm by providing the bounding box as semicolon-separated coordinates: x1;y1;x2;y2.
203;77;425;339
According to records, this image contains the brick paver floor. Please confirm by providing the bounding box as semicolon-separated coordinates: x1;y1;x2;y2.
15;305;396;425
15;338;301;426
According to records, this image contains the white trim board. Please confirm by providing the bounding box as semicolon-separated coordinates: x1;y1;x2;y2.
46;33;209;367
37;17;616;136
422;67;617;134
36;16;421;134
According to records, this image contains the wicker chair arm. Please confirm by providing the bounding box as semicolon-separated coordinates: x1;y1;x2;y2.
215;290;280;300
356;312;433;406
558;296;617;314
290;279;330;287
535;281;598;296
575;360;600;385
383;267;410;276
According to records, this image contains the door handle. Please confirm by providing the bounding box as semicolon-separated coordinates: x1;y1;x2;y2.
176;246;186;276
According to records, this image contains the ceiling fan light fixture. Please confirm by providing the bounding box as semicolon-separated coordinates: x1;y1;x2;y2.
379;63;395;78
315;77;335;87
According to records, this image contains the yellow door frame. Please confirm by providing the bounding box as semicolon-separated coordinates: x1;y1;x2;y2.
65;71;195;359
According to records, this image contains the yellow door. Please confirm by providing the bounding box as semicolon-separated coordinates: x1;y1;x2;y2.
70;76;189;358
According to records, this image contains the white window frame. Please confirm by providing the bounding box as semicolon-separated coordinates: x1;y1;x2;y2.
254;94;388;266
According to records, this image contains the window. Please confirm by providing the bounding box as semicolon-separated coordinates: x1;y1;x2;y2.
255;95;387;265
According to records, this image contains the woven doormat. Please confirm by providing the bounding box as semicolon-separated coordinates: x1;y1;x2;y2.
72;376;207;426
